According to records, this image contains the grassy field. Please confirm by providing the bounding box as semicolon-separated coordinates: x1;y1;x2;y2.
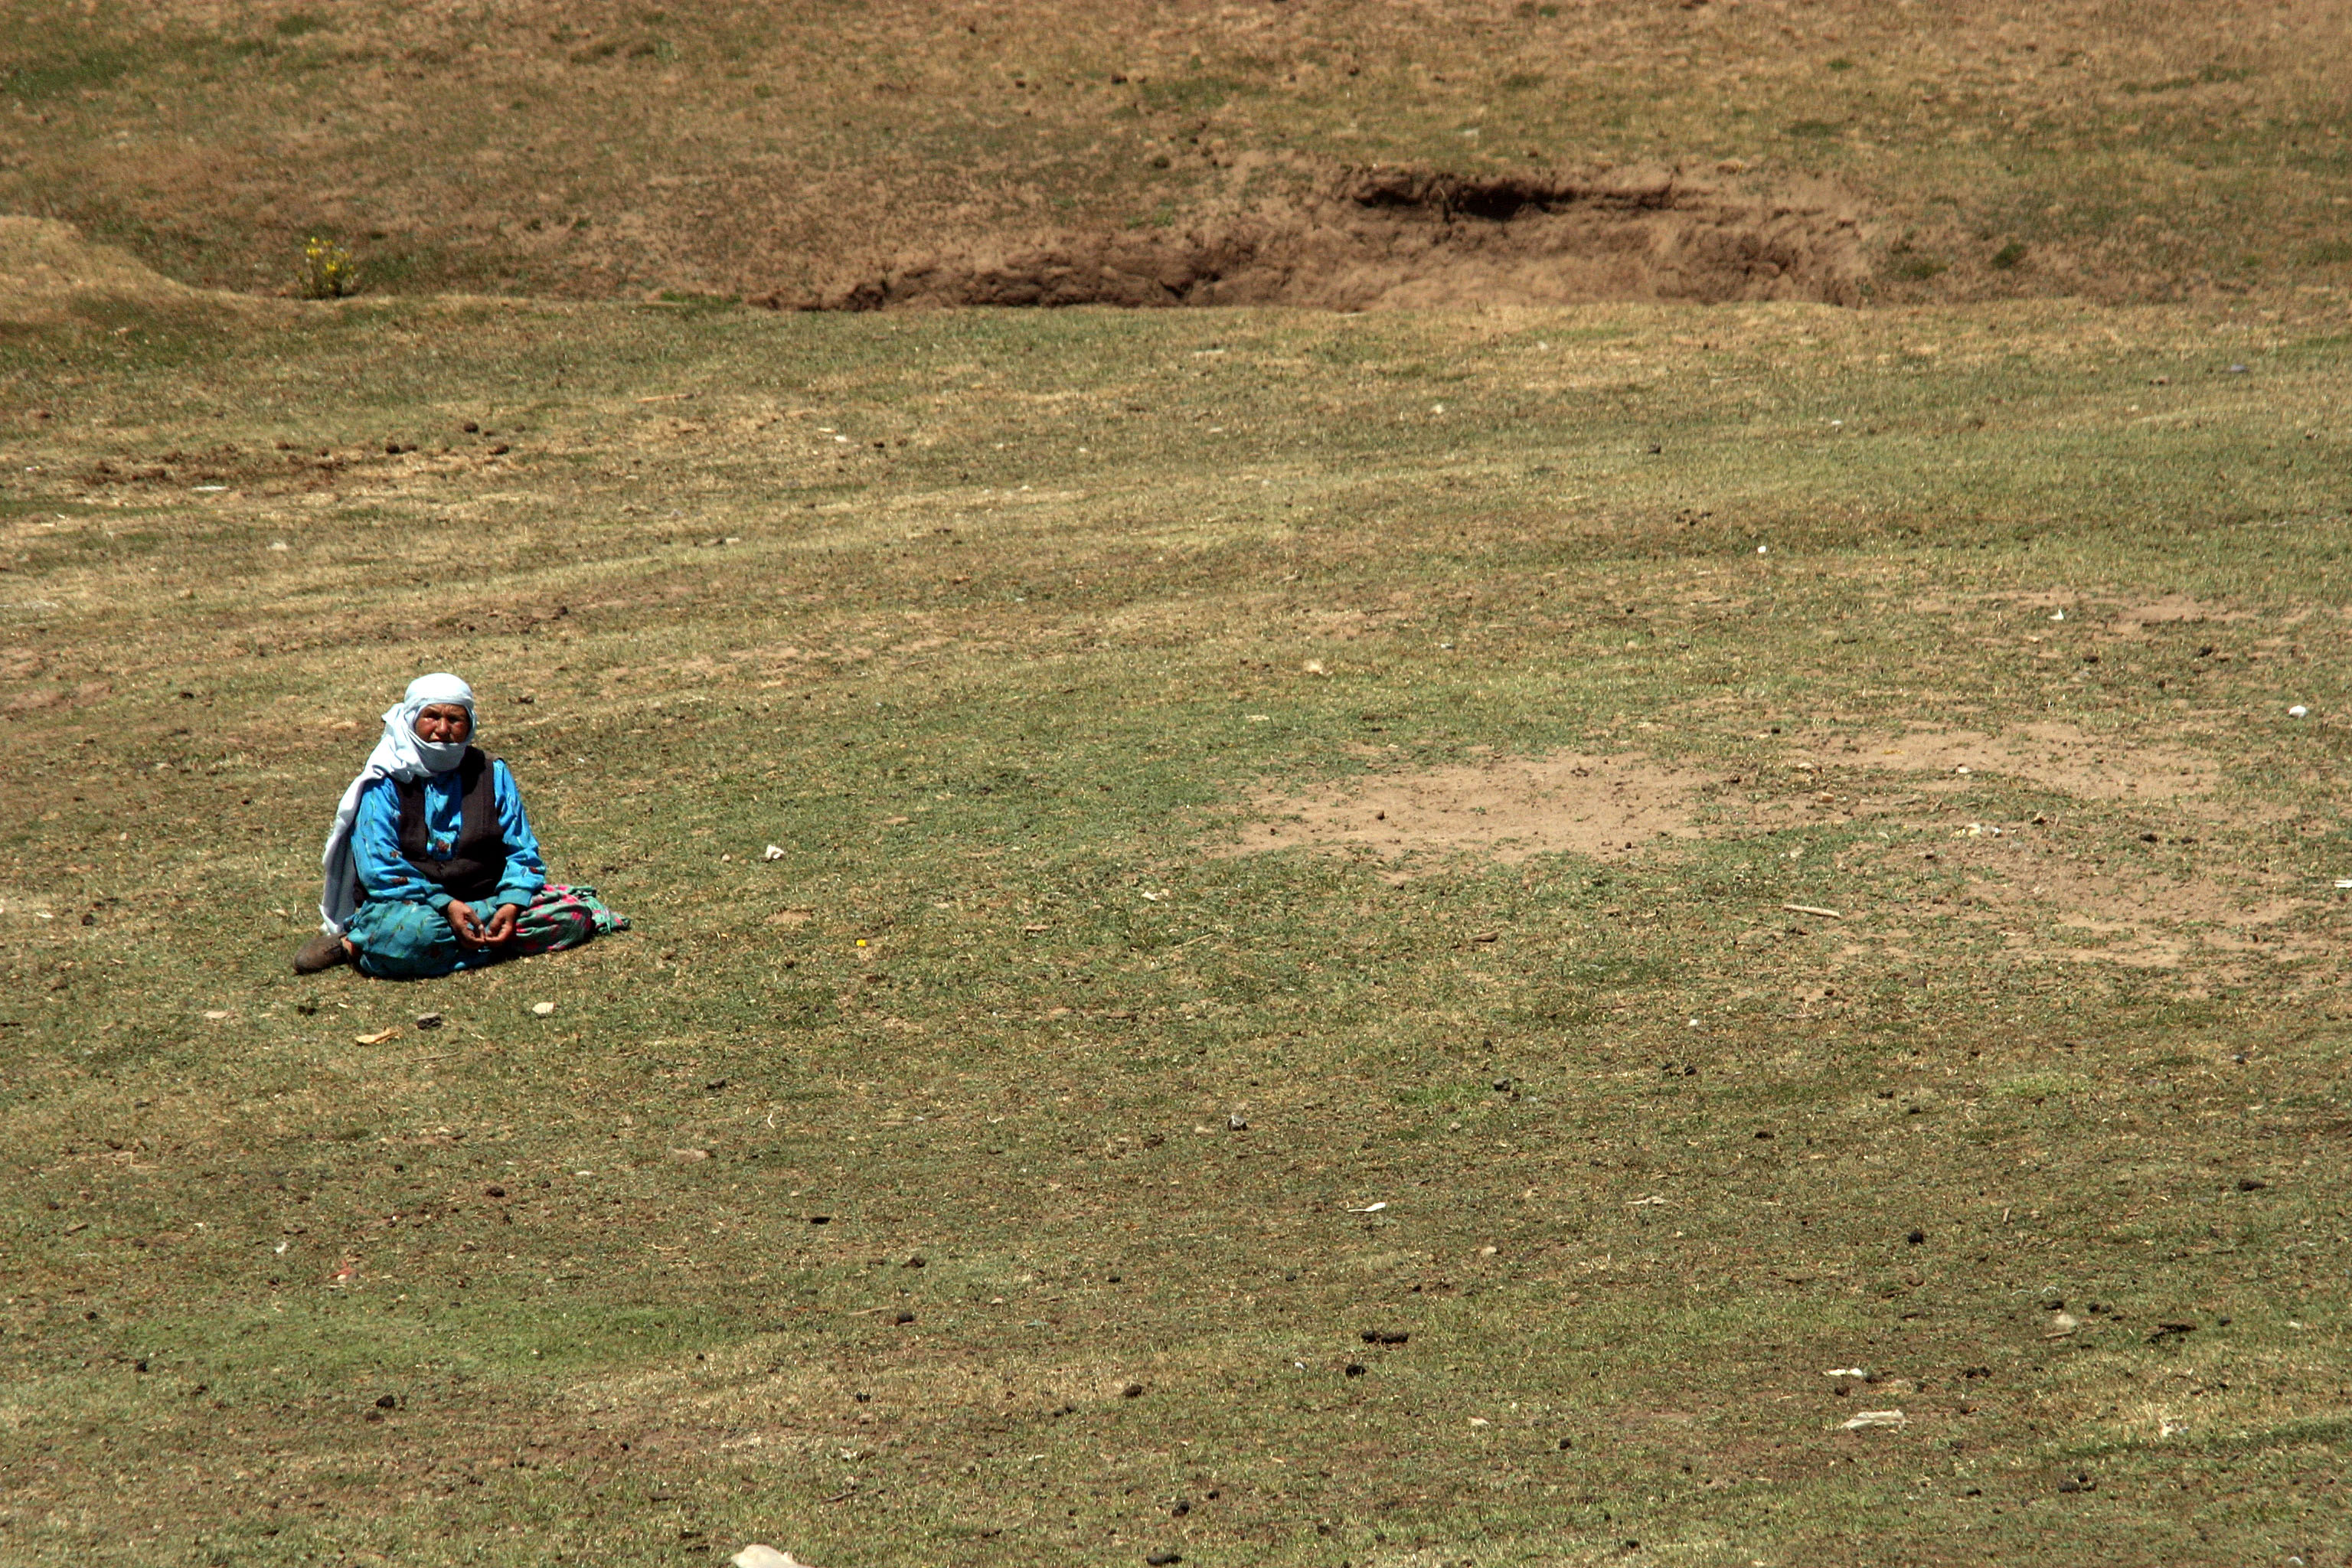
6;0;2352;304
2;234;2351;1563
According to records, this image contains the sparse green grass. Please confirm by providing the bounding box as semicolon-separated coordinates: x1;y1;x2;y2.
2;282;2350;1564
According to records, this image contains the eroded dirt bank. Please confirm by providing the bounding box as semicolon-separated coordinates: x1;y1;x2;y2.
776;164;1867;312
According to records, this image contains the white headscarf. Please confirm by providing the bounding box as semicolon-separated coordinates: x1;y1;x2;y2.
315;674;479;934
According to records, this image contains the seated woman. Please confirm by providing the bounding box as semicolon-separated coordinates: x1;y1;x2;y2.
293;673;627;978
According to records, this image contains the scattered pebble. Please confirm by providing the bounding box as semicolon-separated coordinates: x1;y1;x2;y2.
732;1547;816;1568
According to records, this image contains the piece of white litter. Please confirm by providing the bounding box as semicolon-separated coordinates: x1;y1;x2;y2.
1346;1202;1388;1214
2334;880;2352;890
2050;609;2065;622
2288;705;2308;719
194;485;227;493
1842;1410;1906;1430
733;1547;816;1568
531;1001;557;1017
1824;1367;1867;1379
763;844;785;861
1756;544;1769;554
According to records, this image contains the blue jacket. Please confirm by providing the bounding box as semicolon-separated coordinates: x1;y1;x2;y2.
350;759;547;913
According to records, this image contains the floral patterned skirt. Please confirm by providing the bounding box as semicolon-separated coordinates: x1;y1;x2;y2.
345;884;629;980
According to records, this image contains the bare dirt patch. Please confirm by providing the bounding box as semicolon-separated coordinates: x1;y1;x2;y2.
781;165;1867;312
1223;750;1710;867
1779;722;2219;805
1232;722;2221;874
1872;831;2322;980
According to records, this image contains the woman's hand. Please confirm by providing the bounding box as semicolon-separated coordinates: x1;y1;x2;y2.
446;899;489;948
447;900;522;947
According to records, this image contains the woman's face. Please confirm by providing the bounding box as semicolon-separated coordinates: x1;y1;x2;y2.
414;702;472;745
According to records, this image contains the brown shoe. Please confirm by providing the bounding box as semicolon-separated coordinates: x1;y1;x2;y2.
292;931;352;974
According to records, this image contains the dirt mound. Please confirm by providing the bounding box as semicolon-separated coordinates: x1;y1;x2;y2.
779;165;1867;312
0;217;245;326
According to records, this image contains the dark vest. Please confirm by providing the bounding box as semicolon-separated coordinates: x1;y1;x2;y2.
393;747;508;904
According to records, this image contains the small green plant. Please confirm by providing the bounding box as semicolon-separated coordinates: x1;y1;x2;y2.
297;235;358;299
1991;240;2028;270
